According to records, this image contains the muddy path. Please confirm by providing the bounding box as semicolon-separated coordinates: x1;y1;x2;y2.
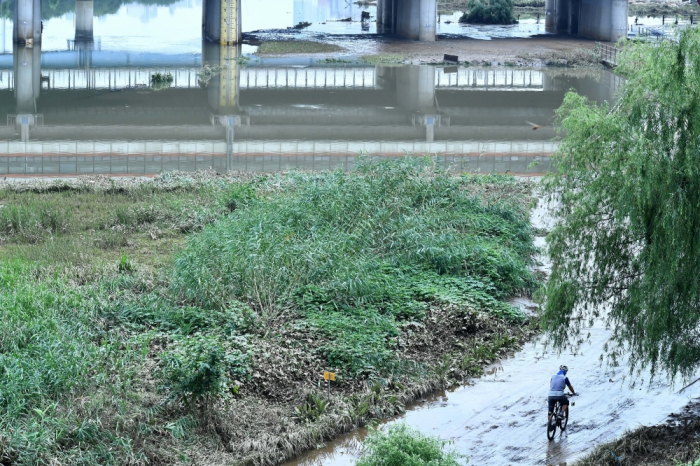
244;30;605;65
284;200;700;466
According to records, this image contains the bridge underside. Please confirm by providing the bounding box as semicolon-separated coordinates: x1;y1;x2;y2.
546;0;627;41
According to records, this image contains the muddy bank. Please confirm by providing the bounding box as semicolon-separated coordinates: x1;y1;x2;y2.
573;400;700;466
244;31;605;67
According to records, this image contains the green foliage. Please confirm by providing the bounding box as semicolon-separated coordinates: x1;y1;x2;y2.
356;423;465;466
220;181;257;213
0;203;72;241
158;333;249;404
117;254;135;273
173;158;535;374
293;392;329;423
541;28;700;381
0;261;146;464
676;457;700;466
151;72;174;91
460;0;517;24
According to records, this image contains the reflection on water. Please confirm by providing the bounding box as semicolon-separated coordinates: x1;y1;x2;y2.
0;43;622;177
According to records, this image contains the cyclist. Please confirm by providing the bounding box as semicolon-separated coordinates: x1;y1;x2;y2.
548;365;576;421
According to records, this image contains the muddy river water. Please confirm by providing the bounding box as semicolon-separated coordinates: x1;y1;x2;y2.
283;201;700;466
0;56;621;177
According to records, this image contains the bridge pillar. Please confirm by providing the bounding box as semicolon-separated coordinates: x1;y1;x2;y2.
610;0;627;42
395;0;435;41
203;0;241;44
13;0;41;44
555;0;569;33
75;0;94;40
378;0;395;33
14;43;42;141
545;0;555;31
203;41;241;111
395;66;439;141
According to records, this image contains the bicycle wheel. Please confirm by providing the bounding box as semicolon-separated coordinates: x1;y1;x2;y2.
560;408;569;431
546;403;559;441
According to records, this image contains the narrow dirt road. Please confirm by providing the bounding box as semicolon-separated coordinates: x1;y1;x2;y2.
285;200;699;466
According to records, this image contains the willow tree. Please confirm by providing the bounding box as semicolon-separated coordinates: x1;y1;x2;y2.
542;28;700;382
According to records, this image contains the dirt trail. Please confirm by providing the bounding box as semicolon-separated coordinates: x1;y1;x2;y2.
285;199;700;466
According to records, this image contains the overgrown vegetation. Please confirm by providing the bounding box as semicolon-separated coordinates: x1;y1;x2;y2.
257;40;344;55
518;46;603;68
460;0;517;24
542;27;700;382
0;160;537;465
357;423;465;466
360;53;405;65
150;72;174;91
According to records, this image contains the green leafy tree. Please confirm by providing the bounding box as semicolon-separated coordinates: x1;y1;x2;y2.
356;423;465;466
541;28;700;381
460;0;517;25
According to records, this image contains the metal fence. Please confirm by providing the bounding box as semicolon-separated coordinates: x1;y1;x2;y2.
597;42;619;66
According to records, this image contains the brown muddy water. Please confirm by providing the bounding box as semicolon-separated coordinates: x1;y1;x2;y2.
0;55;621;177
283;201;700;466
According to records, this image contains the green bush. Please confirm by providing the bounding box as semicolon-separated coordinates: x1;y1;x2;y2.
356;423;464;466
158;334;249;403
150;72;173;91
460;0;517;24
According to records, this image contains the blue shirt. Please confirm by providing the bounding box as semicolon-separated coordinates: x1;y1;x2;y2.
549;372;570;396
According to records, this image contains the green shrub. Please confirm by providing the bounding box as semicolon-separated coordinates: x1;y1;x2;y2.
158;334;249;403
356;423;464;466
460;0;517;24
117;254;135;273
151;72;173;91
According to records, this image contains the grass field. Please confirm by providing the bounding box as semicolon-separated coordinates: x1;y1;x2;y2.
0;158;539;465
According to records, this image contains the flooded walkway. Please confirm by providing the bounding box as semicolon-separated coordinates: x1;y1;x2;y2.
284;203;699;466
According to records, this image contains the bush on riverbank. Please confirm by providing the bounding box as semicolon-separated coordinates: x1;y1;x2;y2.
460;0;517;24
357;423;464;466
0;161;537;465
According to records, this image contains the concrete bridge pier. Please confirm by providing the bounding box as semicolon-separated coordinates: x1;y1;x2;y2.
13;43;42;141
549;0;628;41
378;0;435;40
203;42;242;110
395;0;436;41
203;0;241;44
377;0;395;33
395;66;440;141
13;0;41;44
75;0;94;40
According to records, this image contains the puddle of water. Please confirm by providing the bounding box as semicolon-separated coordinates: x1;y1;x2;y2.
283;200;700;466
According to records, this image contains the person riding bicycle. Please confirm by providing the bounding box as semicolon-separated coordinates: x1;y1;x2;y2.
548;365;576;421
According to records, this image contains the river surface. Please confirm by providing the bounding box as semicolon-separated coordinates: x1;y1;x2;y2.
0;48;622;177
283;200;700;466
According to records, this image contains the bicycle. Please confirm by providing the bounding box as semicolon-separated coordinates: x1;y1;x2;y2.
547;393;577;440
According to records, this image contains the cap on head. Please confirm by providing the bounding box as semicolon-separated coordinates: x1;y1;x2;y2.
559;365;568;373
